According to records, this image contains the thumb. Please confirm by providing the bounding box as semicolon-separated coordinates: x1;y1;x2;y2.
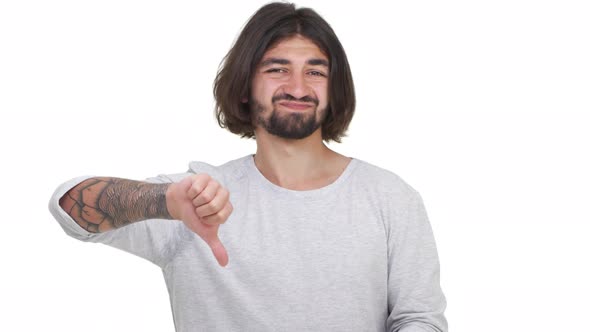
206;235;229;267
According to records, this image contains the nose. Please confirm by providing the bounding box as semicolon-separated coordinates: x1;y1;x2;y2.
283;72;310;99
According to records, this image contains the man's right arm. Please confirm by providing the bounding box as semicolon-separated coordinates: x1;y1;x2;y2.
59;177;172;233
55;174;233;267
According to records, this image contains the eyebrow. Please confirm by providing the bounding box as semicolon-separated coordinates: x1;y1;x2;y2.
259;57;329;68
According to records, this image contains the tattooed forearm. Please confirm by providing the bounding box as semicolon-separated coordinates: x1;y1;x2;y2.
59;177;172;233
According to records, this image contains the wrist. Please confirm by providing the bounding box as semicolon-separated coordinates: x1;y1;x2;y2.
165;182;178;220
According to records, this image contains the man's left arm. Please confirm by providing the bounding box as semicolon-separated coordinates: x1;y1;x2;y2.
385;190;448;332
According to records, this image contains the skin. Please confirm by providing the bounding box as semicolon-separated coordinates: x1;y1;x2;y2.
59;177;172;233
60;174;232;266
249;35;351;190
59;35;350;268
249;35;330;140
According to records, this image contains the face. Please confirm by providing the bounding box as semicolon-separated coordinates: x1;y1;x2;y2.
249;35;330;140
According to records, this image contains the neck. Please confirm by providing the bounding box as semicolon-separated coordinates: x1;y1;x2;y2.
253;128;350;190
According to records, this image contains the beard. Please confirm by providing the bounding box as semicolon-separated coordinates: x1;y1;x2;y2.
250;94;325;140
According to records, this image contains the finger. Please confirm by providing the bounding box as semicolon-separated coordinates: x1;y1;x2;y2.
200;200;233;225
195;188;229;218
177;176;194;192
207;235;229;267
187;174;211;200
192;180;220;207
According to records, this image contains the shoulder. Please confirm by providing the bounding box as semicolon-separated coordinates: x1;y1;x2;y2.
351;158;421;204
352;159;418;194
144;155;251;185
188;155;251;185
351;159;430;235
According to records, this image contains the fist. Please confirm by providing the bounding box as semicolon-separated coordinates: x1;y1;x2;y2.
166;173;232;267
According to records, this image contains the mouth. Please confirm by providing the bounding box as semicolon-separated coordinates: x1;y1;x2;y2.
277;102;314;110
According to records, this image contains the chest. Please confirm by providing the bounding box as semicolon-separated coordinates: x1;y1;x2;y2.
165;187;390;329
220;187;388;286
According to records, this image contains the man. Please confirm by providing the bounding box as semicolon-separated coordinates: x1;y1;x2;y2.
49;2;447;331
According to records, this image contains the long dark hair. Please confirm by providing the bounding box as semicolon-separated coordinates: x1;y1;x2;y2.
213;2;355;143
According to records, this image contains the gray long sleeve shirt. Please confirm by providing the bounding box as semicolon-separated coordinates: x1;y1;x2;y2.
49;155;447;331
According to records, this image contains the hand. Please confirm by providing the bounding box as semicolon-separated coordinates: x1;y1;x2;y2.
166;174;233;267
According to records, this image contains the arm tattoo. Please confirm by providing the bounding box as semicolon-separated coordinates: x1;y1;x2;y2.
59;177;172;233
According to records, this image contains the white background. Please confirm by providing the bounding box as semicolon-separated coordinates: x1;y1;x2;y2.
1;0;589;331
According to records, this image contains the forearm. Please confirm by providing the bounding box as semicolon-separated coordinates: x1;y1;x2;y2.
59;177;172;233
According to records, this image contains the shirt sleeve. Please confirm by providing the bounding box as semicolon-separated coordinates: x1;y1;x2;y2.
385;189;448;332
47;172;193;269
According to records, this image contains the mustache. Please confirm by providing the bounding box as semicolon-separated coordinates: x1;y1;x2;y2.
272;94;319;106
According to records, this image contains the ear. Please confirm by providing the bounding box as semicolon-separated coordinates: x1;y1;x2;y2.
241;97;248;103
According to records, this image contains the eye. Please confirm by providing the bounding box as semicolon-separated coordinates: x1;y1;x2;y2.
308;70;327;77
265;68;287;73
